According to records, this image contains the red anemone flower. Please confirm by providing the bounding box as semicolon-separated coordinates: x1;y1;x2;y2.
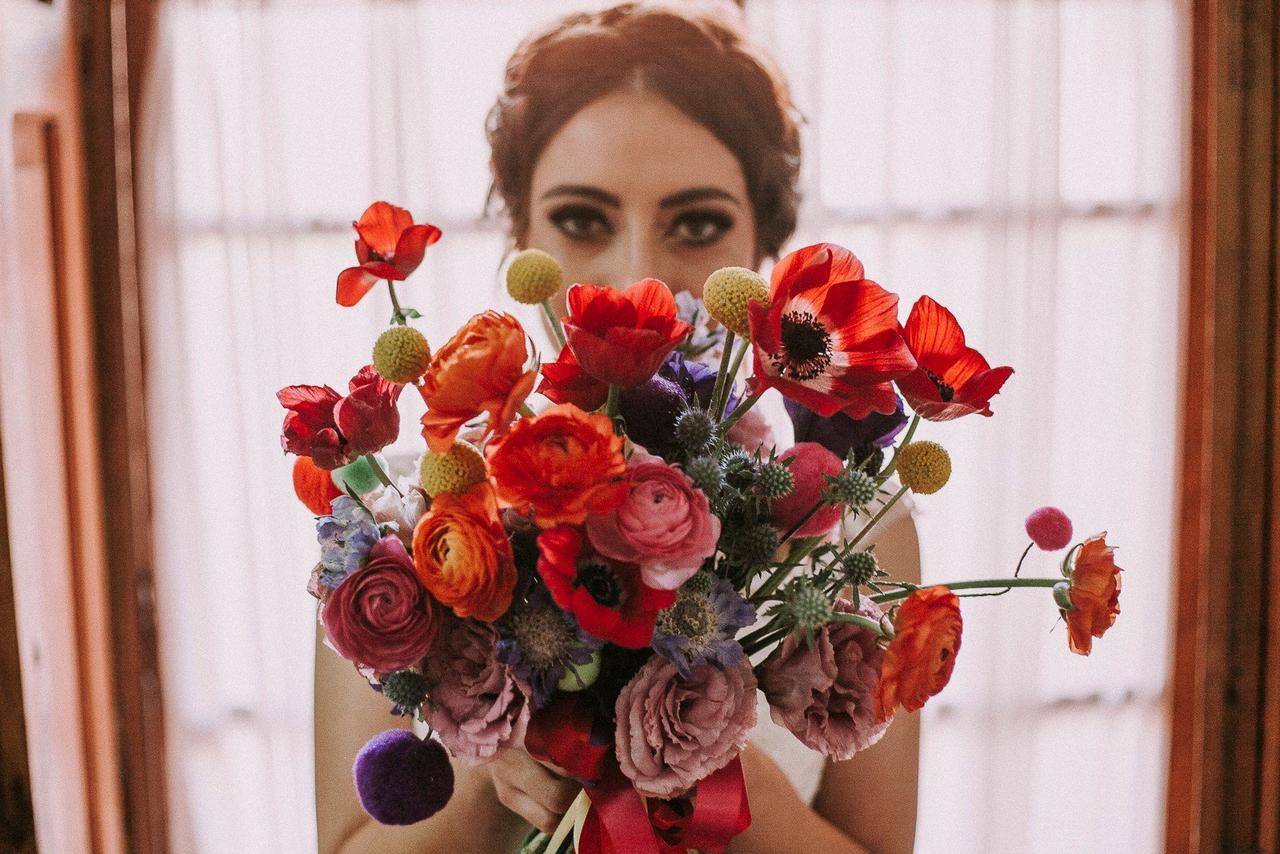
896;296;1013;421
748;243;917;419
538;344;610;411
535;526;675;649
562;279;693;388
336;201;442;307
279;365;403;469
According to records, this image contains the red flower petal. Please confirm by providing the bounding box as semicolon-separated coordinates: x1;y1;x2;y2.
336;267;380;307
539;346;610;411
392;223;442;277
354;201;414;258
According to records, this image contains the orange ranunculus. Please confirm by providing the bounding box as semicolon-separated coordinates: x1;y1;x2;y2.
875;586;962;721
411;482;516;622
419;311;537;454
1064;533;1122;656
485;403;628;528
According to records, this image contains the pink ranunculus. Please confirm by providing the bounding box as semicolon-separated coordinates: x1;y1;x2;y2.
757;599;890;760
585;453;720;591
423;617;529;765
615;655;757;799
769;442;844;538
321;536;439;672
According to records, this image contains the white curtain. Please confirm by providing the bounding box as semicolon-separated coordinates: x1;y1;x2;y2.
139;1;1185;851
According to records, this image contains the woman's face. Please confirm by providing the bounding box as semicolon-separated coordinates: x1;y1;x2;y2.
526;89;758;301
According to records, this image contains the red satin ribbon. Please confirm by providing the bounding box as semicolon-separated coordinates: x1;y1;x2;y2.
526;695;751;854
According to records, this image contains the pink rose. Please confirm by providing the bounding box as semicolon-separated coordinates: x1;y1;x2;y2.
769;442;844;538
424;617;529;766
757;599;890;760
322;536;440;672
585;453;720;590
615;655;757;799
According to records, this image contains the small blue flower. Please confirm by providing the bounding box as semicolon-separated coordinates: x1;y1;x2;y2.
652;574;757;678
497;585;601;710
316;496;380;589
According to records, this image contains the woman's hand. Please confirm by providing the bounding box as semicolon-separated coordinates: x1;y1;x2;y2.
487;747;581;833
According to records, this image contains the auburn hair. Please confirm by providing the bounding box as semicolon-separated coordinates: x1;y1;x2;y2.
486;1;802;259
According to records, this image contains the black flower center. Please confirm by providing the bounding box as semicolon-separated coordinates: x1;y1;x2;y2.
367;249;388;264
772;311;832;381
575;562;623;607
924;368;955;402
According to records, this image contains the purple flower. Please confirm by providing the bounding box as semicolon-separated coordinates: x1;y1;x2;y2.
652;574;757;678
353;730;453;825
496;585;601;710
423;616;529;766
785;395;909;463
619;352;730;456
316;496;381;589
756;599;891;760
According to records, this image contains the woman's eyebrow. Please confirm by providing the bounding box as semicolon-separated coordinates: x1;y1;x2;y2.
540;184;621;207
659;187;742;209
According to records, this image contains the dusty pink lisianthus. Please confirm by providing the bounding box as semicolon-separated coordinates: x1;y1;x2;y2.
757;599;890;760
423;616;529;766
585;453;720;590
615;655;757;799
321;536;439;673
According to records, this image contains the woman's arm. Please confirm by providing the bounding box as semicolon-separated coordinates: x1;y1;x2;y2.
315;622;549;853
813;515;922;854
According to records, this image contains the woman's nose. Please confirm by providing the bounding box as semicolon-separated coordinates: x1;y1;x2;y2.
590;232;676;291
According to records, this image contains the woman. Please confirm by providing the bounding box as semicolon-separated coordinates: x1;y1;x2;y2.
316;3;921;852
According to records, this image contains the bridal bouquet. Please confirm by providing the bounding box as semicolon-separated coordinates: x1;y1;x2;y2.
282;201;1124;853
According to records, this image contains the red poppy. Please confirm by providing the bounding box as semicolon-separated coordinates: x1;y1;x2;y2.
563;279;693;387
747;243;916;419
535;526;675;649
279;365;403;469
896;296;1014;421
336;201;442;307
538;344;609;411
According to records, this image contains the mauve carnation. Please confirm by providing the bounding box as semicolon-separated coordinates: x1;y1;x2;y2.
585;453;720;590
757;599;890;760
322;536;439;672
424;617;529;765
615;656;757;799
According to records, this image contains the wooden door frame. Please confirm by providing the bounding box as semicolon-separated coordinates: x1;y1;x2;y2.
1166;0;1280;851
75;0;169;851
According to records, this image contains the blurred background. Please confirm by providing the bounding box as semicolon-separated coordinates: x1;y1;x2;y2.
11;0;1280;853
136;1;1182;851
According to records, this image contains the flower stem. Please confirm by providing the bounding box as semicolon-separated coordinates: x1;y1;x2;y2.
828;611;886;635
708;330;736;419
604;385;622;432
387;280;405;325
879;414;921;482
717;337;751;419
363;453;402;497
844;485;909;553
719;388;764;434
541;300;567;350
869;577;1063;604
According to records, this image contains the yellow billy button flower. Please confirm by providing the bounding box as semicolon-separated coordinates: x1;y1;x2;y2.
372;325;432;384
505;249;564;305
897;440;951;495
702;266;769;339
418;441;487;498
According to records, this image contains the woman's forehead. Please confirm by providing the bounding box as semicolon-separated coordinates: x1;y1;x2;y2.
531;89;748;206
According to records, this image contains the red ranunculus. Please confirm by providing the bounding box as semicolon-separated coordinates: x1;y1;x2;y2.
535;526;675;649
748;243;917;419
896;296;1014;421
562;279;693;388
279;364;403;469
538;344;609;411
336;201;442;307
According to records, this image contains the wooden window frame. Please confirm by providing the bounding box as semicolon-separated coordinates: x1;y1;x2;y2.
1166;1;1280;851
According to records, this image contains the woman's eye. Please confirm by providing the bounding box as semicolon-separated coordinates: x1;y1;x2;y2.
548;204;612;242
668;210;734;247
